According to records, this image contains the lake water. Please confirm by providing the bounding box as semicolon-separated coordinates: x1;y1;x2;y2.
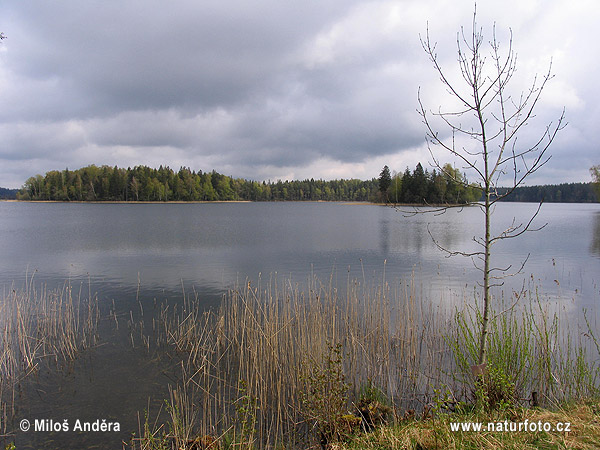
0;201;599;448
1;201;598;306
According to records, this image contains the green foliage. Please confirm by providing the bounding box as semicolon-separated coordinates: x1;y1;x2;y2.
358;379;390;407
0;187;18;199
432;386;469;416
300;342;352;446
497;181;597;203
135;409;171;450
591;166;600;201
446;292;600;413
235;380;258;447
473;364;517;411
378;165;392;202
18;164;379;202
221;431;235;450
20;161;594;204
381;162;479;205
448;305;529;412
356;380;392;431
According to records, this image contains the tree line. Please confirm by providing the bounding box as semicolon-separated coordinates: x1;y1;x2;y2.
378;162;480;204
16;162;478;204
494;182;597;203
0;187;18;199
379;164;599;204
16;165;380;202
12;163;599;203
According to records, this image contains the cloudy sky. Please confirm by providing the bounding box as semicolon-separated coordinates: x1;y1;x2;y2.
0;0;597;188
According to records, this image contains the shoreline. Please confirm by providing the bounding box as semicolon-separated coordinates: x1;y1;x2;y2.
1;199;475;207
0;199;253;204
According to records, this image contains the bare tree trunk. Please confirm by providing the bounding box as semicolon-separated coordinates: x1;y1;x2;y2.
418;7;565;370
478;186;491;365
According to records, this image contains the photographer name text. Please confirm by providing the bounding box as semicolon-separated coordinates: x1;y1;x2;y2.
20;418;120;433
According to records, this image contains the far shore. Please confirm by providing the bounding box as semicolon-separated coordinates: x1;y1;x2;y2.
0;199;479;207
0;199;253;204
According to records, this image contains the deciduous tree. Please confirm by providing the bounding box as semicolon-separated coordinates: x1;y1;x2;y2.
418;8;565;367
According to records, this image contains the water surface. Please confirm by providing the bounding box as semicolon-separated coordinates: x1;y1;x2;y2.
1;201;598;305
0;201;598;448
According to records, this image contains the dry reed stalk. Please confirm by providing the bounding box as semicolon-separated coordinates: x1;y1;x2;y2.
147;272;453;448
0;278;99;431
132;271;600;449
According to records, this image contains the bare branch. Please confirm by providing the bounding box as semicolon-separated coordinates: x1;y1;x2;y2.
419;26;475;112
427;224;484;258
490;203;547;245
491;284;526;321
418;7;564;366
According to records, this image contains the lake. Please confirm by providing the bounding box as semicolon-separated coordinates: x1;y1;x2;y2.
0;201;599;448
1;201;598;306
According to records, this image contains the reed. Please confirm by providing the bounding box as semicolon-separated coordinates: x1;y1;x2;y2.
131;272;600;449
0;276;99;433
132;273;452;448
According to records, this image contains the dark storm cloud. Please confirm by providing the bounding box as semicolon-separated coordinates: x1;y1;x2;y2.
4;1;358;118
0;0;597;188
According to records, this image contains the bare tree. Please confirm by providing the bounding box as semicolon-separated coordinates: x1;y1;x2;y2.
418;8;565;367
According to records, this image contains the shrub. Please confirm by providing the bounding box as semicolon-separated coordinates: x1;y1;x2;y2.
300;342;352;447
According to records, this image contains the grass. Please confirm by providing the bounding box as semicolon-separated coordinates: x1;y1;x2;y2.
448;286;600;407
340;402;600;449
127;271;600;449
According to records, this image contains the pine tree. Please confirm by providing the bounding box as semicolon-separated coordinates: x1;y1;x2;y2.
378;165;392;202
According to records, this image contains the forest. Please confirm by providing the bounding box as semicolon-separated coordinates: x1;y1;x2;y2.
15;163;478;204
378;163;480;204
12;163;597;204
493;182;597;203
0;187;18;199
16;165;379;202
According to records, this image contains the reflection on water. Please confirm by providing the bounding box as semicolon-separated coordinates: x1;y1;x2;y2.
0;201;598;315
591;212;600;256
379;212;390;256
1;202;597;301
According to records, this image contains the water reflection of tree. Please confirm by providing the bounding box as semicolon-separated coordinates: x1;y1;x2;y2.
592;212;600;256
379;214;389;256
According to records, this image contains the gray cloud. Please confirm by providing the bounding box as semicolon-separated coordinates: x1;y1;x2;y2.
0;0;597;188
4;1;357;116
